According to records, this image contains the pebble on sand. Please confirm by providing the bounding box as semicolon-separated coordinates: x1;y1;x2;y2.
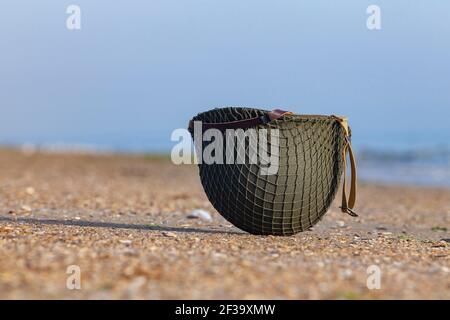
162;231;177;238
119;239;133;246
336;220;346;228
187;209;212;222
21;205;32;212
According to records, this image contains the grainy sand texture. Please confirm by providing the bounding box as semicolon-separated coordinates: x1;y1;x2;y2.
0;149;449;299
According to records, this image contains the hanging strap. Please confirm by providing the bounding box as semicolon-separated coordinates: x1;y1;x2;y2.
332;116;358;217
188;109;293;132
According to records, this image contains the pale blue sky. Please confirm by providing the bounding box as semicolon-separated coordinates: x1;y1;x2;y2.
0;1;449;151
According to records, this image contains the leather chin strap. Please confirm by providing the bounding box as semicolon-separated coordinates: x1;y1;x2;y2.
332;116;358;217
188;109;293;132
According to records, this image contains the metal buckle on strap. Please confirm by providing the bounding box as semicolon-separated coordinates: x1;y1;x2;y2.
340;206;358;217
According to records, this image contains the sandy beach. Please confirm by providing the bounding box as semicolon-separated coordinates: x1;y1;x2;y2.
0;148;448;299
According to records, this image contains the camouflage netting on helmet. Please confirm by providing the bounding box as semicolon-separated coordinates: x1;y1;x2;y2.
190;107;347;235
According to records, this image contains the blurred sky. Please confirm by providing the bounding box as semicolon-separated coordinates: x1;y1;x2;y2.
0;1;449;152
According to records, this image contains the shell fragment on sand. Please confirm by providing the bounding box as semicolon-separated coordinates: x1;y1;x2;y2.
187;209;212;222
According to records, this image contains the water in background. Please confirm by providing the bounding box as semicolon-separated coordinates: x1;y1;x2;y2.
354;131;450;187
357;147;450;188
4;135;450;188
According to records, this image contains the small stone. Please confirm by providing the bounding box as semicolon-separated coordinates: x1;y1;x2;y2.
119;240;132;245
187;209;212;222
126;276;146;292
162;231;177;238
431;241;448;248
25;187;35;195
212;252;227;259
336;220;345;228
340;269;353;279
74;216;81;220
441;266;449;273
21;205;32;212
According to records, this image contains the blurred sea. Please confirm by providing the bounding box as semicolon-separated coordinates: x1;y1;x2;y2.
3;138;450;189
358;147;450;188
